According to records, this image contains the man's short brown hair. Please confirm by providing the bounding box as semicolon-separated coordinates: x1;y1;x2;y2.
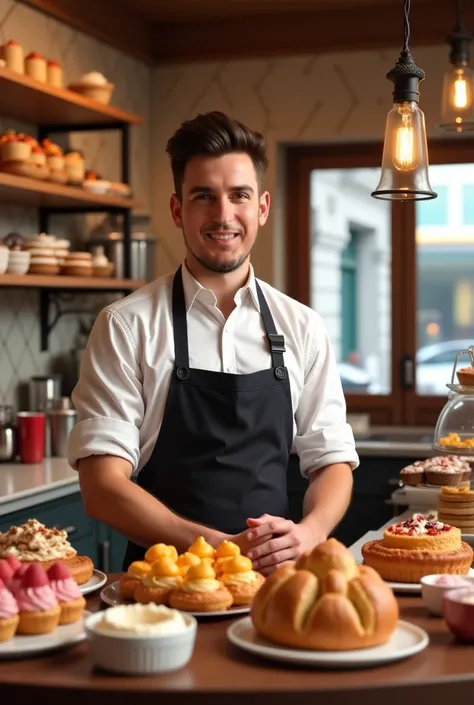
166;111;268;200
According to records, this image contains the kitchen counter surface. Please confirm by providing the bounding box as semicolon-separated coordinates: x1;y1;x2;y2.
2;573;474;705
0;458;78;515
355;426;435;458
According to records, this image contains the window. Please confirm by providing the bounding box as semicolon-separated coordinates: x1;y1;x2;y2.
286;139;474;426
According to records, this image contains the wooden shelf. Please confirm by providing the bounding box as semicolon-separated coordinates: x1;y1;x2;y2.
0;171;141;209
0;66;143;126
0;273;145;290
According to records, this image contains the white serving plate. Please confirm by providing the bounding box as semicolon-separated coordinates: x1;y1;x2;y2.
80;569;107;596
0;611;90;659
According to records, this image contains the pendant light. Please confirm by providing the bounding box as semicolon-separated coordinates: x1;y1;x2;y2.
372;0;437;201
439;0;474;133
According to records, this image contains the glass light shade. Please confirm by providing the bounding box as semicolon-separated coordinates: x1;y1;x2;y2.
439;63;474;132
372;100;436;201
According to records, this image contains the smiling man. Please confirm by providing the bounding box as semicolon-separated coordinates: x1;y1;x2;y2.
68;111;359;575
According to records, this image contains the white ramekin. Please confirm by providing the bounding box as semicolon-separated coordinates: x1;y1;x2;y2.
0;249;8;274
6;250;30;274
85;610;197;675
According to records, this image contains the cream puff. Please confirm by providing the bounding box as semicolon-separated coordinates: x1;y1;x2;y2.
188;536;215;562
119;560;151;599
169;560;233;613
144;543;178;564
214;540;241;576
220;556;265;606
134;557;182;605
176;551;201;577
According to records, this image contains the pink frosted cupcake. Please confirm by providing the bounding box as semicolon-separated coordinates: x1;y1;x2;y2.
7;563;29;595
15;563;60;635
0;578;19;641
47;562;86;624
0;559;14;589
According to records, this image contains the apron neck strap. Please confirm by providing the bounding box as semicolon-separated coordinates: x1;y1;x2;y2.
172;267;285;369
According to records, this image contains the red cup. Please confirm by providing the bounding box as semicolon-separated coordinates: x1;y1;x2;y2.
16;412;45;464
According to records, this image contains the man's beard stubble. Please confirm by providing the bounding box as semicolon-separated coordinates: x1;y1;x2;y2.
182;228;254;274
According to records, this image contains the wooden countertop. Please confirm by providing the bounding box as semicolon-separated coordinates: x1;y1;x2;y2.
2;575;474;705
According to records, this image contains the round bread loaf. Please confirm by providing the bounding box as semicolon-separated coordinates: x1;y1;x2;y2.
250;538;399;650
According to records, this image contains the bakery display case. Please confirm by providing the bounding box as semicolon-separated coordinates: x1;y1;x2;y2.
433;344;474;455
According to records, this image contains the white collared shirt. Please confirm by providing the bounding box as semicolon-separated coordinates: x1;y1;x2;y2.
68;263;359;477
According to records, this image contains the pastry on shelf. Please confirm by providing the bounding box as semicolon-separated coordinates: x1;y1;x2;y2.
251;538;399;651
0;519;94;585
188;536;215;562
47;59;63;88
29;142;49;179
15;563;61;635
25;51;47;82
438;485;474;533
0;130;32;169
361;513;473;583
220;555;265;605
91;245;114;277
41;138;66;183
68;71;114;104
214;539;241;576
176;551;201;577
47;562;86;625
83;169;111;195
168;560;233;613
144;543;178;564
1;40;24;74
119;560;151;599
134;556;183;605
0;577;19;642
61;251;93;277
24;235;59;275
64;149;85;185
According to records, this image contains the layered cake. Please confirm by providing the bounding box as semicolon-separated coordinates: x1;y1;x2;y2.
361;513;473;583
400;455;471;487
438;486;474;533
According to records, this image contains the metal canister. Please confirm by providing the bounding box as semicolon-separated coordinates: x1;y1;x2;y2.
48;398;77;458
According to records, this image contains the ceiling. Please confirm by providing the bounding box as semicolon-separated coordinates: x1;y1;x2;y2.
20;0;474;65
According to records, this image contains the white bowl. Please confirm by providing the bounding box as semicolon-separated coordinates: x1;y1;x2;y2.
421;573;474;616
6;251;30;274
85;609;197;675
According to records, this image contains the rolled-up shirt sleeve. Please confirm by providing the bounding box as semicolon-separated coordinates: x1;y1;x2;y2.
67;308;144;472
293;315;360;477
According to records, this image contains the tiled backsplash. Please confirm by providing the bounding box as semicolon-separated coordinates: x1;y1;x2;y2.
0;0;152;409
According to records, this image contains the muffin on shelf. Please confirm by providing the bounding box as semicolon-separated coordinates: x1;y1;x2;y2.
64;149;85;185
47;59;63;88
25;51;47;82
1;40;24;74
41;138;66;183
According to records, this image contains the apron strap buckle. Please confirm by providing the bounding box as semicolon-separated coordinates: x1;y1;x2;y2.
267;333;286;354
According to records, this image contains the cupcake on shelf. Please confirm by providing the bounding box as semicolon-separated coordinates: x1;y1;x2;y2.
119;560;151;599
214;540;241;576
29;141;49;180
25;51;47;82
0;130;32;172
1;40;24;73
41;138;66;183
169;560;233;613
188;536;215;562
219;556;265;605
61;251;93;277
176;552;201;578
134;556;182;605
47;59;63;88
64;149;85;185
144;543;178;564
68;71;114;104
15;563;61;635
47;562;86;625
0;578;19;642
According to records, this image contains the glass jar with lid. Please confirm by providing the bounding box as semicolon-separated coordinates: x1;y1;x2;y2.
433;344;474;455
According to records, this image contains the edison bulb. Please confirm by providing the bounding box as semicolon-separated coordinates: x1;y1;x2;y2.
454;70;468;108
392;102;419;172
440;64;474;131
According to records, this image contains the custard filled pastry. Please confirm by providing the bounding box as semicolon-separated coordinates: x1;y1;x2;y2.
169;560;233;612
188;536;215;562
134;557;182;605
214;540;240;576
144;543;178;564
176;551;201;577
119;560;151;599
220;556;265;605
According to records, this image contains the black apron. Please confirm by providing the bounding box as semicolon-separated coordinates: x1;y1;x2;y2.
123;265;294;567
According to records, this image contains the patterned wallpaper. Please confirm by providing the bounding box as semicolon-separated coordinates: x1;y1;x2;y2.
151;45;448;287
0;0;152;409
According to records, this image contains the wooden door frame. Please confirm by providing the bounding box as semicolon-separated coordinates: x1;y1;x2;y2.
284;139;474;426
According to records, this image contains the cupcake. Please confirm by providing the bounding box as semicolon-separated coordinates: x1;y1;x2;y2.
176;552;201;578
47;59;63;88
64;150;85;184
41;138;65;181
47;562;86;624
424;456;465;487
400;461;424;487
144;543;178;564
2;40;24;74
188;536;215;562
0;130;32;164
219;556;265;606
0;578;19;642
25;52;47;82
119;560;151;599
0;560;14;591
7;563;28;595
134;556;183;605
15;563;60;635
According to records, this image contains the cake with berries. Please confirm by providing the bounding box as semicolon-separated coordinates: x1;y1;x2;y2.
361;513;473;583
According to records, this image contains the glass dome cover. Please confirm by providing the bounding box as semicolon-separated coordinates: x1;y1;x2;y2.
433;344;474;455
